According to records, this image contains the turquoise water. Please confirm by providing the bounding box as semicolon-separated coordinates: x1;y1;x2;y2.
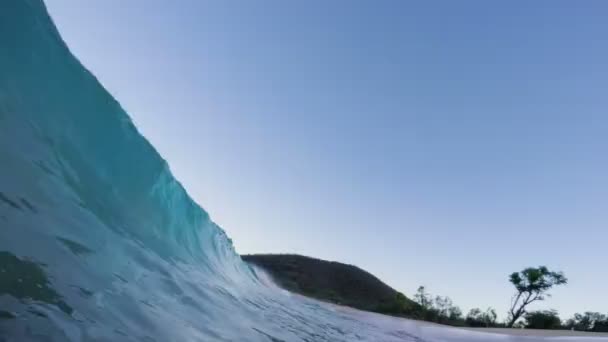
1;1;606;341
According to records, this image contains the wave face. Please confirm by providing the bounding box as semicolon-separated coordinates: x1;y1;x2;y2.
0;1;605;341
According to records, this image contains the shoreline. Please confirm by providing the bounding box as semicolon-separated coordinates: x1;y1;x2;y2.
460;327;608;338
324;298;608;338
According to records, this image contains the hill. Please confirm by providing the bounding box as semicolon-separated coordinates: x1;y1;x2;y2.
241;254;417;315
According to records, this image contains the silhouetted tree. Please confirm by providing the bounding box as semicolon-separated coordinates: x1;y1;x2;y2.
431;295;464;324
524;310;562;330
414;286;431;310
433;296;452;321
410;287;466;325
485;308;498;327
448;305;463;321
506;266;567;327
594;318;608;333
565;312;608;332
466;307;498;327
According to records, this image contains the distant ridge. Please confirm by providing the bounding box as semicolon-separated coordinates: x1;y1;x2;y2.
242;254;416;314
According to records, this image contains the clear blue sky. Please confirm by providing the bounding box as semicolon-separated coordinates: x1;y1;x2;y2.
45;0;608;319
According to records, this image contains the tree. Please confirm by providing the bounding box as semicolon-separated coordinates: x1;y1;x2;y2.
466;308;483;327
524;310;562;330
466;307;498;327
565;312;608;332
431;295;463;324
393;292;409;313
433;296;452;320
414;286;431;310
506;266;567;327
484;308;498;327
448;305;463;321
376;292;410;315
594;318;608;333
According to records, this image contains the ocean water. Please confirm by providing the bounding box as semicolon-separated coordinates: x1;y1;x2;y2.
0;1;606;341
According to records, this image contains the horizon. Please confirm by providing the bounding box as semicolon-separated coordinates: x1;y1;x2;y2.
45;0;608;320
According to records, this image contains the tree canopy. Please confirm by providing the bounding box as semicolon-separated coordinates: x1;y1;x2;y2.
524;310;562;330
466;307;498;327
565;312;608;332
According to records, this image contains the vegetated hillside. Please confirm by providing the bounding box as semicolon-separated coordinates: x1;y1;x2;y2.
242;254;417;315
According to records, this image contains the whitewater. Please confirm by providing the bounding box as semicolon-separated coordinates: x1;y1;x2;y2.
0;1;605;341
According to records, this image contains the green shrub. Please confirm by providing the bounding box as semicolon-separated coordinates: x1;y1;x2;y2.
524;310;562;330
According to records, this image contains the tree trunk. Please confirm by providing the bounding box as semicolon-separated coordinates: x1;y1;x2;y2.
507;308;524;328
508;292;533;328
